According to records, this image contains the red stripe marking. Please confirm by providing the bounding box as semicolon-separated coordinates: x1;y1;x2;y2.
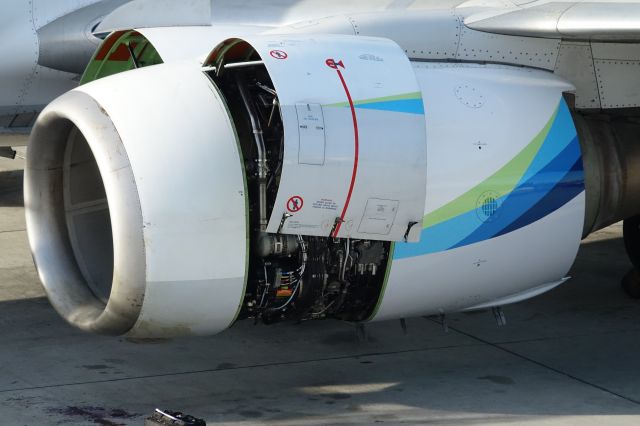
331;68;359;238
108;43;133;61
94;30;126;60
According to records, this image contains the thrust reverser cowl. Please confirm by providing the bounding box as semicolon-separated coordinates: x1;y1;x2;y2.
26;62;249;337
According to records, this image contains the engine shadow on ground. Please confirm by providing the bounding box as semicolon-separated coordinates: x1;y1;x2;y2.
0;235;639;424
0;169;23;207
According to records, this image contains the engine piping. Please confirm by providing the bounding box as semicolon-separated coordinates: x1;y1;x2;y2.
236;74;269;231
574;108;640;236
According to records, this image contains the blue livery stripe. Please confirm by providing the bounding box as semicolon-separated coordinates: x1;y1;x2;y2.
355;99;425;115
451;136;583;249
495;158;584;238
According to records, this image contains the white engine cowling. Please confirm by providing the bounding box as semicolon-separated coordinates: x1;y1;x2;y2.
26;62;248;337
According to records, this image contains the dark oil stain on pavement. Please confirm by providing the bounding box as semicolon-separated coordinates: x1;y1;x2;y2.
477;375;515;385
47;406;139;425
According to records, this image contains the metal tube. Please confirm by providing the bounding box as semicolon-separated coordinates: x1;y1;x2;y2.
236;75;269;231
224;60;264;70
125;42;140;69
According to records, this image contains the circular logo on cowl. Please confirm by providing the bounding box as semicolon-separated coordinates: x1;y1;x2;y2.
476;191;502;223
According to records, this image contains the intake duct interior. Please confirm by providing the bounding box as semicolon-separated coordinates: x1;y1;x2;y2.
25;91;145;335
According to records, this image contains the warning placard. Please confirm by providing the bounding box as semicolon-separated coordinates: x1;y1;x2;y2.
286;196;304;213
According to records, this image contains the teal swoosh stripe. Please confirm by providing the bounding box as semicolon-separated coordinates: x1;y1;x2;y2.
354;98;424;114
324;92;424;115
495;156;584;238
394;99;583;259
451;135;583;249
421;104;559;230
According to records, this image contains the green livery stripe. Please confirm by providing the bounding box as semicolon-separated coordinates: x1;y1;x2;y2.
423;105;559;229
366;242;395;322
325;91;422;108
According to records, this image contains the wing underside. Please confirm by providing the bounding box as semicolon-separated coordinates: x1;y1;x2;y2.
464;2;640;41
461;1;640;109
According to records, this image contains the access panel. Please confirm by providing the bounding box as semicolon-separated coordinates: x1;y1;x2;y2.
220;35;428;242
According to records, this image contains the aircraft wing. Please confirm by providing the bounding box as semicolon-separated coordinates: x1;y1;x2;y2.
92;0;211;36
464;1;640;41
0;128;29;148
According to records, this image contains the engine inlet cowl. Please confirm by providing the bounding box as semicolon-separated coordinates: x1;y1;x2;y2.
25;62;248;337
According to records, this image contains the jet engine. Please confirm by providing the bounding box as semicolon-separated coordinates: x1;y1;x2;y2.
25;33;588;337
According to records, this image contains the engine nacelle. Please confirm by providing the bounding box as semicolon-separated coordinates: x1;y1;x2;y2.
25;33;586;337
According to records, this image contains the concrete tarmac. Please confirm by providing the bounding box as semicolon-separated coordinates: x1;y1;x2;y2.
1;153;640;425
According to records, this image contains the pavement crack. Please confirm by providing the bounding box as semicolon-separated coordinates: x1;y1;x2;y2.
0;229;26;234
428;318;640;406
490;328;640;345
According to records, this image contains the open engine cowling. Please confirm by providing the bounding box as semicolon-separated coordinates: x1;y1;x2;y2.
205;36;427;241
26;30;587;338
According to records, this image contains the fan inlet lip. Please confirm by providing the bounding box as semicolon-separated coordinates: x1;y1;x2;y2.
25;90;145;335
